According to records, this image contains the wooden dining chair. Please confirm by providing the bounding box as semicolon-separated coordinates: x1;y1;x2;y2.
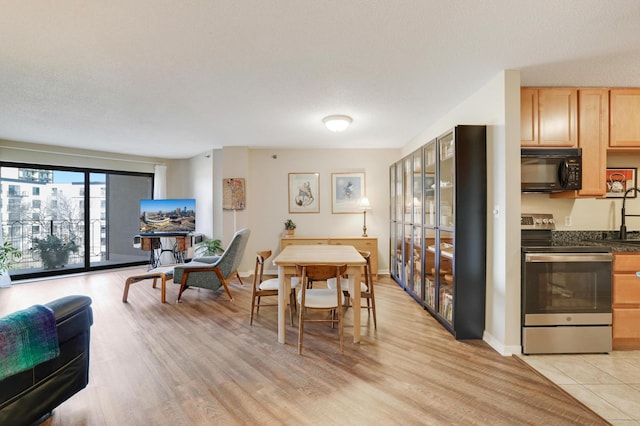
296;263;347;355
250;250;299;326
327;250;377;329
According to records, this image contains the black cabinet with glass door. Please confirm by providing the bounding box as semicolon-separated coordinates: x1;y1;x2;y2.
390;125;486;339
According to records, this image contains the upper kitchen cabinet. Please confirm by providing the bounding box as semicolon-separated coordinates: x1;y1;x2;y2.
552;88;609;199
521;88;578;147
610;89;640;148
577;89;608;197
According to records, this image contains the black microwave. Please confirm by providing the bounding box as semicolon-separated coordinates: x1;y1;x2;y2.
521;148;582;193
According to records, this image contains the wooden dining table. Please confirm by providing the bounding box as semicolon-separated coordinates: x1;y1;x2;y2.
273;244;366;344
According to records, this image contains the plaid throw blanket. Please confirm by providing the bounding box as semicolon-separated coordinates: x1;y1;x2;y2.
0;305;60;380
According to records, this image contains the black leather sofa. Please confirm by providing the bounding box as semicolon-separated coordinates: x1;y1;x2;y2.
0;295;93;426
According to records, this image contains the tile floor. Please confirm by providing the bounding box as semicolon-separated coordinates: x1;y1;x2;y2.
519;351;640;425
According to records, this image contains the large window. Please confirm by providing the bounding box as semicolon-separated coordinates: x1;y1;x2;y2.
1;163;153;280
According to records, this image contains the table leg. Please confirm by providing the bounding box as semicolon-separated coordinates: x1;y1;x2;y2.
277;266;290;344
348;266;362;343
160;275;167;303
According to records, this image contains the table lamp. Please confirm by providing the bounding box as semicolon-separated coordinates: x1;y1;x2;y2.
359;197;371;237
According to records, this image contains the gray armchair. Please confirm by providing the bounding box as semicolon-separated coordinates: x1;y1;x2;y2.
173;228;250;302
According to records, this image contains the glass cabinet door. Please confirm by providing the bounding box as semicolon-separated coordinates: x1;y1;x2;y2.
437;132;455;324
389;164;398;279
412;150;422;226
403;223;413;291
394;222;403;279
438;131;455;229
411;225;422;298
438;229;455;324
424;141;437;227
389;166;396;222
395;162;403;225
423;226;437;309
403;157;412;225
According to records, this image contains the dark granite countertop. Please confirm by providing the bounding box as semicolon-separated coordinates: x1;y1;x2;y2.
553;230;640;253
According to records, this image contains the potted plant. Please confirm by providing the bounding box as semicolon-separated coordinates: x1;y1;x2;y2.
0;241;22;276
194;238;224;257
32;235;79;269
284;219;296;236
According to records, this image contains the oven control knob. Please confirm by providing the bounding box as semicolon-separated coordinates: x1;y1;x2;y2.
549;219;555;224
535;218;542;224
542;219;549;224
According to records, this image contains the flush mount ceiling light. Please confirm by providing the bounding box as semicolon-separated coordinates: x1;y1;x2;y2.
322;114;352;132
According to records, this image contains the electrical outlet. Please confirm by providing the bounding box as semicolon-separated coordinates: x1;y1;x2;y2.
564;216;572;227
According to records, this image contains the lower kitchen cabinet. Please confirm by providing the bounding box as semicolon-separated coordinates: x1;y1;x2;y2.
612;252;640;349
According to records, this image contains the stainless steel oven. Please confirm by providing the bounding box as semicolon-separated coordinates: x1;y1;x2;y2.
521;214;613;354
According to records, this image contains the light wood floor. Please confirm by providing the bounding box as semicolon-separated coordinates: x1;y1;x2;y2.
0;267;609;425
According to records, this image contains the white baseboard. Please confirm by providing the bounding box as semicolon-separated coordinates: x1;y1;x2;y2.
483;330;522;356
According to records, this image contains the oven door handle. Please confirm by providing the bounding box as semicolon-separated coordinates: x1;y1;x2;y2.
524;253;614;263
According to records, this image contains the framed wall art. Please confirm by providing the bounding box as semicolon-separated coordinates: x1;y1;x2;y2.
606;167;637;198
288;172;320;213
332;172;365;213
223;178;246;210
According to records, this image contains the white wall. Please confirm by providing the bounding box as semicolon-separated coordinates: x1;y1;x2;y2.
222;147;250;239
167;149;218;239
247;148;398;276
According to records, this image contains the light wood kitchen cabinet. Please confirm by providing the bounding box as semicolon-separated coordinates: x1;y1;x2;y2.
280;236;378;278
520;88;538;145
610;89;640;148
521;88;578;147
612;252;640;350
578;89;608;196
552;89;609;199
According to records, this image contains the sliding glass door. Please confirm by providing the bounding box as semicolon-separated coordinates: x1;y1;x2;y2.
1;163;153;280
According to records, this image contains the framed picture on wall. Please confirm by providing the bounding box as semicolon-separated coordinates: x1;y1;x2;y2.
332;172;365;213
222;178;246;210
606;168;637;198
288;172;320;213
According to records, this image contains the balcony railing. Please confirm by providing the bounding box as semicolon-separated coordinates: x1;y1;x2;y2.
2;219;105;272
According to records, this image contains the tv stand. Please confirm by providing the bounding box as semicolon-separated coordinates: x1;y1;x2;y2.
138;234;193;269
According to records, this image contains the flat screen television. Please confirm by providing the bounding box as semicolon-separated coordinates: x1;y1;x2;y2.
139;198;196;235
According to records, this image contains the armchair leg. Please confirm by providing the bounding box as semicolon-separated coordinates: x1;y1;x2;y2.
177;278;188;302
176;266;235;302
210;268;234;301
235;271;244;286
220;280;234;301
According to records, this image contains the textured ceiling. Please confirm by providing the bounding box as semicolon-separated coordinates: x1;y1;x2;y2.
1;0;640;159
